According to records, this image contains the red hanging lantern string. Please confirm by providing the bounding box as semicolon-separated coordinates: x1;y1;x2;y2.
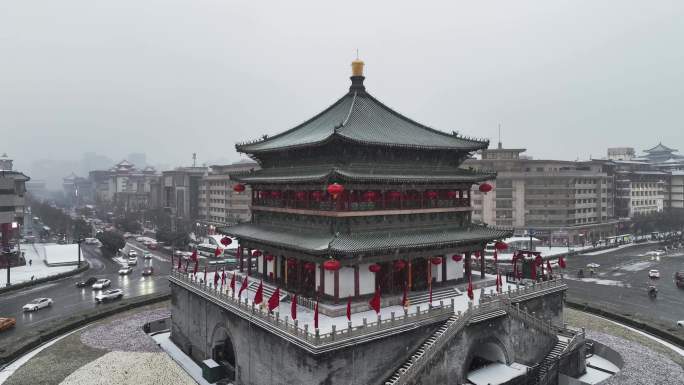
323;259;341;271
327;183;344;200
368;263;381;273
430;257;442;265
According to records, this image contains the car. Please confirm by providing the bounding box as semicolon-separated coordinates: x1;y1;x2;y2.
127;257;138;266
128;250;137;257
95;289;123;303
142;267;154;276
135;236;145;242
147;243;158;250
675;272;684;288
649;269;660;279
76;277;99;288
118;266;133;275
0;317;16;332
22;298;53;312
586;263;600;268
92;278;111;289
143;252;152;259
143;240;152;246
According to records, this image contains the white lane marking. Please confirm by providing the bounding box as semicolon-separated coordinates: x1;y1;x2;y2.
0;325;88;383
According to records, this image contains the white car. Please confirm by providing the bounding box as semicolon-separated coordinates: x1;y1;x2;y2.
648;269;660;279
95;289;123;303
118;266;133;275
135;236;145;242
128;250;137;257
143;252;152;259
127;257;138;266
92;278;111;289
23;298;53;312
587;263;600;268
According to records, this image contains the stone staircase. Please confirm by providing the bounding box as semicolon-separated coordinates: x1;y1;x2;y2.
467;308;507;325
384;314;461;385
407;286;461;305
536;338;568;383
248;280;279;300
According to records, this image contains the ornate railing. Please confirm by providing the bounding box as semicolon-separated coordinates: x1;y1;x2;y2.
169;270;452;354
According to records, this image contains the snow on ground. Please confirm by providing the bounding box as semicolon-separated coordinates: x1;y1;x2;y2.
153;333;213;385
467;362;528;385
492;245;593;262
563;277;631;288
81;308;170;352
44;243;80;266
587;355;620;374
619;261;654;272
201;273;520;334
0;243;78;286
58;351;197;385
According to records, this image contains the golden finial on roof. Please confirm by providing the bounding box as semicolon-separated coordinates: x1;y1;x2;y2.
351;49;364;77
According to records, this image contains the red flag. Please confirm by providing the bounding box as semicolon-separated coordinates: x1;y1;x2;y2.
254;280;263;305
369;288;381;313
314;298;319;329
268;287;280;311
203;266;207;283
191;249;198;262
291;294;297;320
558;256;566;269
177;255;182;270
546;261;553;276
493;250;498;264
193;259;199;275
238;275;248;298
467;276;474;300
230;272;236;291
214;268;220;287
346;297;352;321
530;261;537;280
214;247;222;257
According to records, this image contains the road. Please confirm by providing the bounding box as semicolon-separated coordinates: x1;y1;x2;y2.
0;241;172;343
565;242;684;327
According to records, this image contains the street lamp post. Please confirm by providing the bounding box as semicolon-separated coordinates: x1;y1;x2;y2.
76;238;84;268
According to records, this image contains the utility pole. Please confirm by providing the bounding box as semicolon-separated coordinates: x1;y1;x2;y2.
77;238;83;268
2;223;12;287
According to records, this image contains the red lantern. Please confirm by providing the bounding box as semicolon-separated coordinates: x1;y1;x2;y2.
388;191;402;200
323;259;341;271
368;263;381;273
447;190;458;199
327;183;344;199
252;250;262;257
270;191;281;198
287;258;297;268
479;183;493;193
452;254;463;262
535;255;543;266
425;191;438;199
494;241;508;251
393;260;406;271
295;191;306;200
312;191;323;201
220;237;232;246
304;262;316;271
265;254;274;262
233;183;246;193
431;257;443;265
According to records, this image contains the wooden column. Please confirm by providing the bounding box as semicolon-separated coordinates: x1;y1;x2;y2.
263;255;268;280
354;265;360;297
465;251;472;279
441;255;447;282
319;263;325;295
297;260;302;293
480;249;485;279
247;249;252;276
408;259;413;290
238;246;243;272
334;269;339;303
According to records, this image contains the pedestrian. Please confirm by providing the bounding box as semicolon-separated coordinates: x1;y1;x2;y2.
29;259;32;266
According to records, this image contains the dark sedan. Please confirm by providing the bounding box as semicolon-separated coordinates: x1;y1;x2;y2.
76;277;98;288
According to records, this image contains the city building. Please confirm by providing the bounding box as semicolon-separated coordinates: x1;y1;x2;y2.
466;145;618;245
169;60;582;385
197;161;258;230
161;166;207;227
666;170;684;212
0;153;29;257
606;147;635;161
25;179;48;200
62;172;93;207
88;160;160;212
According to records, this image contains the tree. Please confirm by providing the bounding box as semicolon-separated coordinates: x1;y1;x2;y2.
114;215;142;233
97;231;125;256
155;230;190;248
73;219;92;240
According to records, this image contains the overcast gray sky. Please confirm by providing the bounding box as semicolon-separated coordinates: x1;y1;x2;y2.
2;0;683;179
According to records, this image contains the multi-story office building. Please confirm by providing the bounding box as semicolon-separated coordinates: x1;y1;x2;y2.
161;166;208;226
198;161;258;229
666;171;684;212
466;144;618;245
88;160;160;212
0;153;29;253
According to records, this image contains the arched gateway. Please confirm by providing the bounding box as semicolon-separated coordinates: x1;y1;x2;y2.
210;324;237;382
